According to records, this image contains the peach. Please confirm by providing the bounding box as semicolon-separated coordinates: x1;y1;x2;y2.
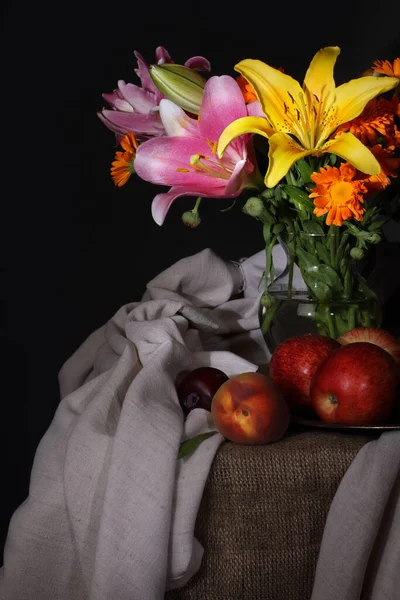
211;372;290;444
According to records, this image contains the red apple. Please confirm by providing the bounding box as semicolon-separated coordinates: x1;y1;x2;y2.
338;327;400;362
211;372;289;444
310;342;400;425
269;334;340;417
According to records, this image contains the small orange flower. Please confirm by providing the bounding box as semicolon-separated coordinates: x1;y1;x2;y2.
373;58;400;79
335;97;396;145
236;75;258;103
360;144;400;194
309;163;368;226
111;132;138;187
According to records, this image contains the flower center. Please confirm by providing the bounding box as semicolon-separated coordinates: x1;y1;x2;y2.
330;180;354;205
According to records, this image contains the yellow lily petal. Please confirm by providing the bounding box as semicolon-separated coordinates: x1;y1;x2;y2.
217;116;274;158
265;133;311;188
304;46;340;101
334;75;399;126
323;132;380;175
235;59;307;143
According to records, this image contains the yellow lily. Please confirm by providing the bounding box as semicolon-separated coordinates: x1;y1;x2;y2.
217;47;399;187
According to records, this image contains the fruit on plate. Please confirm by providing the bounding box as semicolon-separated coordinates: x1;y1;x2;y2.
211;371;289;444
310;342;400;425
337;326;400;362
269;334;340;417
176;367;229;415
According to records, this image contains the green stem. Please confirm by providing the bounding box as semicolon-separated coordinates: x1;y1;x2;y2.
329;224;337;269
324;306;337;339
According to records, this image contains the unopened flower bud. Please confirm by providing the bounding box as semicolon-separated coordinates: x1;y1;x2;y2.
260;293;274;308
150;64;206;114
261;188;275;199
243;197;265;218
182;209;201;228
350;247;364;260
366;233;382;244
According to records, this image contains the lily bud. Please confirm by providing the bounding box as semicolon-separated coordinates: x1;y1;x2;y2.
243;197;265;218
150;64;206;114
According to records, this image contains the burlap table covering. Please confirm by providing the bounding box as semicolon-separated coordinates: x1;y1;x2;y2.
165;430;375;600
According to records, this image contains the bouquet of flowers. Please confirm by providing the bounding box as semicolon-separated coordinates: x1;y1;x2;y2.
98;46;400;345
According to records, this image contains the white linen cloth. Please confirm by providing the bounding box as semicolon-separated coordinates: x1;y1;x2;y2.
1;245;399;600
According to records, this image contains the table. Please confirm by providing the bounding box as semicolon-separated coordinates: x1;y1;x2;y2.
165;429;376;600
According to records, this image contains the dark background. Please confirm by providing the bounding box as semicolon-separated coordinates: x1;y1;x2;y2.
2;0;400;559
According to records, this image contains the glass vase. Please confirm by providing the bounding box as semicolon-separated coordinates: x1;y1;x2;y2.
259;229;382;353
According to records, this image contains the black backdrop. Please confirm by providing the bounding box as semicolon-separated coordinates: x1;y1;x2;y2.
2;0;400;554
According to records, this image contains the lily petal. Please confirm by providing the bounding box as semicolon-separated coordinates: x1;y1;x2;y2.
118;81;157;114
217;116;274;158
152;185;229;225
304;47;339;100
98;110;165;138
184;56;211;71
135;137;227;188
335;75;399;125
234;59;305;134
199;76;248;140
323;132;380;175
159;100;198;137
265;133;310;187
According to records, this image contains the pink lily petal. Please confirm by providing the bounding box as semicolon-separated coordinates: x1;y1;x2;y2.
102;89;124;108
199;76;248;141
118;81;157;113
98;110;164;138
111;98;134;113
152;185;233;225
155;46;173;65
224;159;251;195
247;100;264;117
135;137;227;188
184;56;211;71
159;100;199;137
133;50;160;97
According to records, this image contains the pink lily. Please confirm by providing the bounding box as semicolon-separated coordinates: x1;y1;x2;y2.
134;76;262;225
98;46;211;142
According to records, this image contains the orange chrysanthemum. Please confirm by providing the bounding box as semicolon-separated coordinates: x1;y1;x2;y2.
360;144;400;194
236;75;258;103
309;163;368;226
373;58;400;79
335;97;396;146
111;132;138;187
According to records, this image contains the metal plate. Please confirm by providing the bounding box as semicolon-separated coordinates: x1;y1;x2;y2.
290;417;400;432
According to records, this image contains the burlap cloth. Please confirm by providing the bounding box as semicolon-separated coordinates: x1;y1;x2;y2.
166;430;374;600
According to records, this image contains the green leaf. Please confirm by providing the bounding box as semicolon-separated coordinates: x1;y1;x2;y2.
177;431;219;459
295;158;314;184
295;245;319;272
303;273;332;303
318;264;343;294
301;221;325;235
315;241;331;265
282;185;315;211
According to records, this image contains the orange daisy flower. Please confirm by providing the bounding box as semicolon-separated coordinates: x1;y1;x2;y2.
236;75;258;103
309;163;368;226
373;58;400;79
335;97;396;146
111;131;138;187
360;144;400;194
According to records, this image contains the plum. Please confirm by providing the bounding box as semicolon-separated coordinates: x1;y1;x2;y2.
176;367;229;415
